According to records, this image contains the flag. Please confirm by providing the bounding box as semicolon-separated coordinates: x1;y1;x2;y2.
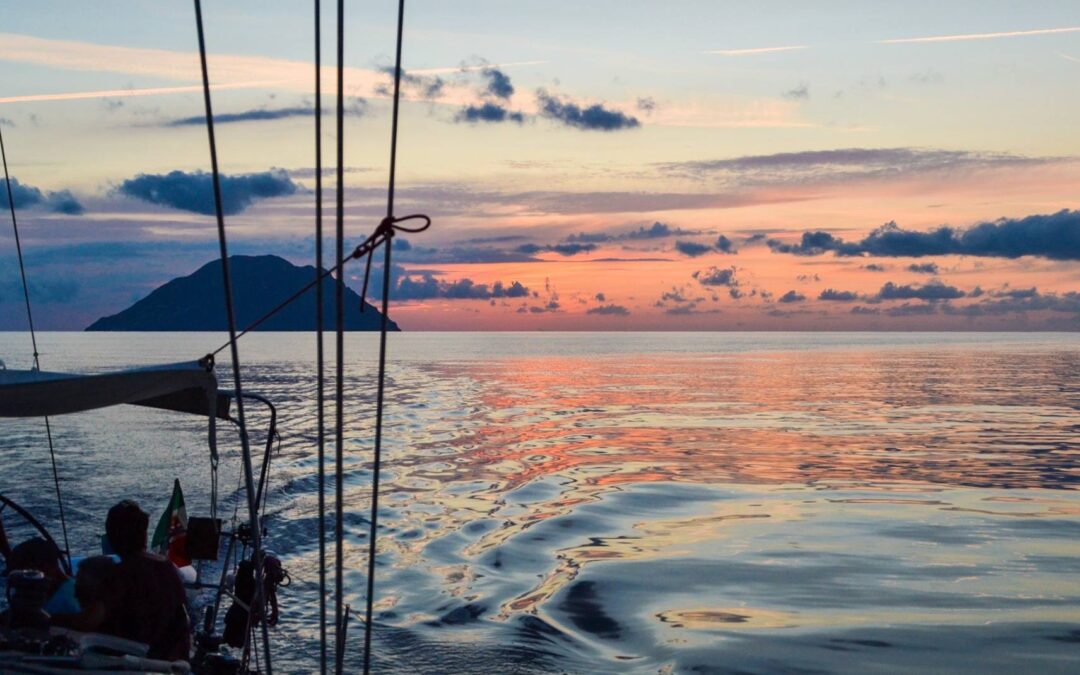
151;478;190;567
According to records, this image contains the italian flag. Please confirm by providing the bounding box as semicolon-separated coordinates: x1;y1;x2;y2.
151;478;191;567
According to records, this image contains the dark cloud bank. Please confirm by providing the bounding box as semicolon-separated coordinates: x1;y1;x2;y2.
456;102;524;124
586;303;630;316
768;210;1080;261
118;169;299;215
567;221;696;243
535;89;639;131
0;177;84;214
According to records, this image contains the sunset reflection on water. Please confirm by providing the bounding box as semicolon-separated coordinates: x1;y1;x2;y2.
4;333;1080;673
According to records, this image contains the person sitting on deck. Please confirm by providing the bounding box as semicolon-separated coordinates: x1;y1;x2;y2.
102;499;191;661
7;537;79;618
50;555;118;633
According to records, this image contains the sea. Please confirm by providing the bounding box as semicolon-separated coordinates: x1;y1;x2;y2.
2;332;1079;674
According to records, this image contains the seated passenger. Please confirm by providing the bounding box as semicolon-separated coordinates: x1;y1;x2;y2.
8;537;79;617
103;500;191;661
52;555;118;633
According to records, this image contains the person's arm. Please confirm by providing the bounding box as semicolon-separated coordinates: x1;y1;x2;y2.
51;600;108;633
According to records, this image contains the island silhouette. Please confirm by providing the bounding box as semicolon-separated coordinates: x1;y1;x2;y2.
86;254;399;331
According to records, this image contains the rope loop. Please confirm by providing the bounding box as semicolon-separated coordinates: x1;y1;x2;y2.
388;213;431;233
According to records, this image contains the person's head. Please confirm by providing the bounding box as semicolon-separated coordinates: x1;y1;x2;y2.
8;537;64;585
105;500;149;558
74;556;117;607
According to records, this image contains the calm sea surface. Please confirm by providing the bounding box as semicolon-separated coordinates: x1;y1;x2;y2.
2;332;1080;673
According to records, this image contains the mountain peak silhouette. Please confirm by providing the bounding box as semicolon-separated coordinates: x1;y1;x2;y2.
86;254;399;332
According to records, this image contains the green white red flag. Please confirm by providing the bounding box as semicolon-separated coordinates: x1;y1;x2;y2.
151;478;190;567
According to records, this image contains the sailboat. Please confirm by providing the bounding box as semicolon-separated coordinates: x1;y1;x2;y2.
0;360;279;673
1;0;426;673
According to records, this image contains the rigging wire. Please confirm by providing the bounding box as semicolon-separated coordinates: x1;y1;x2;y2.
0;125;71;570
314;0;328;673
362;0;409;671
207;214;428;359
333;0;346;671
191;1;272;672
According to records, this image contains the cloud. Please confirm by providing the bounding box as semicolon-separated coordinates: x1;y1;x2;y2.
0;176;85;214
715;235;736;253
991;287;1038;299
880;26;1080;45
877;281;964;301
861;263;888;271
0;176;47;209
0;117;14;127
818;288;860;302
674;240;712;257
626;221;694;239
636;96;657;112
885;303;938;316
45;189;85;215
376;66;445;99
768;210;1080;260
562;221;696;243
516;242;596;256
393;273;530;300
783;84;809;100
481;68;514;99
907;262;939;274
167;100;366;127
397;244;537;264
587;303;630;316
778;290;806;303
665;304;720;315
520;297;562;314
660;147;1054;183
118;169;299;215
942;289;1080;317
535;89;640;131
693;266;738;287
658;287;691;304
455;102;525;124
703;45;809;56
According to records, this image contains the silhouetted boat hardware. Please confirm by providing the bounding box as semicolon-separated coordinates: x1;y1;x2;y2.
0;358;282;673
1;0;426;671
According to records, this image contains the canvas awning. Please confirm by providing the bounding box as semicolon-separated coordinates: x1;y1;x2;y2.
0;360;230;420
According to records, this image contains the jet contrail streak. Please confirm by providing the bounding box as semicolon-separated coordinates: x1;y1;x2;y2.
0;81;283;105
881;26;1080;44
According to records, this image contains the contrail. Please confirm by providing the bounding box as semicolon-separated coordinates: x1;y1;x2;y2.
0;81;283;105
881;26;1080;44
702;45;809;56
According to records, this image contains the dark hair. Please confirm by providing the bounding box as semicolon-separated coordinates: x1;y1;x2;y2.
9;537;61;573
75;555;117;605
105;500;149;557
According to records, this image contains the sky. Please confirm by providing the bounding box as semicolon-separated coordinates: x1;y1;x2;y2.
1;0;1079;330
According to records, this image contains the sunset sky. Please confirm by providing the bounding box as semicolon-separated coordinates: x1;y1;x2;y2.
2;0;1079;330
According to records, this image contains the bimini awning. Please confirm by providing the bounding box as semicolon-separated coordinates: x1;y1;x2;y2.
0;360;231;420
